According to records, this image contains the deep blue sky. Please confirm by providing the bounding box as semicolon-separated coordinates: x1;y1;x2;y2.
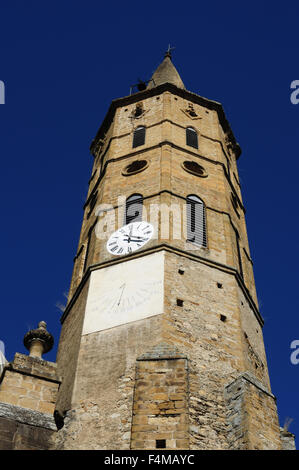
0;1;298;442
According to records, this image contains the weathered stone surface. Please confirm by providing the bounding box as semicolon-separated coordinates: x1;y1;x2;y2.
131;354;189;449
0;415;54;450
0;402;56;450
0;354;60;415
0;402;56;430
137;342;187;361
280;427;296;450
225;373;281;449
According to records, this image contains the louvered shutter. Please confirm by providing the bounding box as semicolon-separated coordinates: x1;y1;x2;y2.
125;194;143;225
186;127;198;149
186;195;207;247
132;127;146;148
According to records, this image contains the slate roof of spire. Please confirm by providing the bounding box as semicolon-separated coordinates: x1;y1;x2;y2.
147;52;185;90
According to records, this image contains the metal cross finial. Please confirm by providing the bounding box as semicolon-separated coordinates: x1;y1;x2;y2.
165;44;175;58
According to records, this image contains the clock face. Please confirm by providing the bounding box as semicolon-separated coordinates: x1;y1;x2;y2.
82;251;164;335
106;221;154;256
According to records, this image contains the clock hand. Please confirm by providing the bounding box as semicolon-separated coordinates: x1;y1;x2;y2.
123;231;147;241
128;224;134;242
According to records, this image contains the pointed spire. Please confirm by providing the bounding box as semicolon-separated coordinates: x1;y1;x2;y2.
147;48;185;90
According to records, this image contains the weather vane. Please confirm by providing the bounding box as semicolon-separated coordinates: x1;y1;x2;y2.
165;44;175;58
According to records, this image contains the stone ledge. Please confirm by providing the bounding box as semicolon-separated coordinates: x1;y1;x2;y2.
0;353;61;385
0;402;57;431
137;342;187;361
280;427;296;450
225;371;275;399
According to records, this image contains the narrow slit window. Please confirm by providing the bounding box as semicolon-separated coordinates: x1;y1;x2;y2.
186;195;207;247
132;126;146;148
124;194;143;225
186;127;198;149
87;191;98;219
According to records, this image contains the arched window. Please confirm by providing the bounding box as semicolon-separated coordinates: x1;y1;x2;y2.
186;127;198;149
186;195;207;247
124;194;143;225
132;126;146;148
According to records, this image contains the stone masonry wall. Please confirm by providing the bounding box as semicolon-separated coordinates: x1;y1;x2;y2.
131;344;189;450
0;353;59;414
0;403;56;450
0;353;59;450
225;373;282;449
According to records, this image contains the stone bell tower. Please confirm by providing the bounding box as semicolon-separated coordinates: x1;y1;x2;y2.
53;51;288;450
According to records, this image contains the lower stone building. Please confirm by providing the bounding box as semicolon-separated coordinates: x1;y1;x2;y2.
0;326;296;450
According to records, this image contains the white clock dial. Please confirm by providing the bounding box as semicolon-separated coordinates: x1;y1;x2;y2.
106;221;154;255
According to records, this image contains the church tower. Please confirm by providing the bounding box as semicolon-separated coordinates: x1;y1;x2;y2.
53;52;284;450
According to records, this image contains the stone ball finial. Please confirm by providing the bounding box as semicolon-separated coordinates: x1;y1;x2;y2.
23;321;54;359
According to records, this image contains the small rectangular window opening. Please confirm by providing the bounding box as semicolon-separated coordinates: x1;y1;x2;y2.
177;299;184;307
132;126;146;148
220;314;227;322
178;269;185;275
156;439;166;449
217;283;223;289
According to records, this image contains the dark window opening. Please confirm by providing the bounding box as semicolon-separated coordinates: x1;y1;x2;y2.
186;195;207;247
87;191;98;219
83;227;93;273
134;105;143;117
182;160;206;177
231;193;240;217
234;228;243;279
186;127;198;149
123;160;147;175
124;194;143;225
217;283;223;289
156;439;166;449
177;299;184;307
178;269;185;275
220;314;227;322
132;126;146;148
